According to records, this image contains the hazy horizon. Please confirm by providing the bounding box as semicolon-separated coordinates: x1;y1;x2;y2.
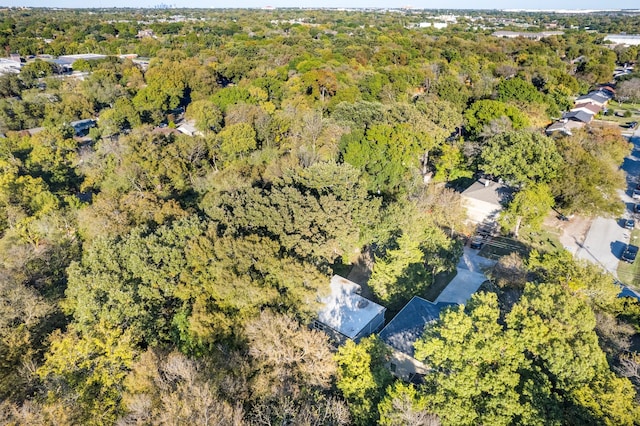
2;0;640;11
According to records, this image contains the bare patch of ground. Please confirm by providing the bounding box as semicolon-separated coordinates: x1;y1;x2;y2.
543;212;593;255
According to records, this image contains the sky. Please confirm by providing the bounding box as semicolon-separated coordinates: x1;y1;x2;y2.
1;0;640;10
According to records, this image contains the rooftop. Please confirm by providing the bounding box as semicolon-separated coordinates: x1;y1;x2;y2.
563;110;593;123
546;119;585;135
317;275;386;340
571;103;601;115
461;179;511;206
379;296;455;357
577;91;610;104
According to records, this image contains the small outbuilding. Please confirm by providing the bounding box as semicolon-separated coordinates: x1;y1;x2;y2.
312;275;386;345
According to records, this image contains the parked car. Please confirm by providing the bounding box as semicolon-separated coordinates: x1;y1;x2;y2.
634;204;640;214
628;121;638;129
470;235;484;249
624;218;636;230
622;244;639;263
633;189;640;200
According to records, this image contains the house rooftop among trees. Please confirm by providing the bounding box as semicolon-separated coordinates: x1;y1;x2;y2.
460;179;511;225
379;296;456;381
312;275;386;345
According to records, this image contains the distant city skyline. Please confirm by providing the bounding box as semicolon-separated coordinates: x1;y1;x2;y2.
1;0;640;11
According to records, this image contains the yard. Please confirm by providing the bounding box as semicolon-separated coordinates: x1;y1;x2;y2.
599;101;640;127
477;228;563;261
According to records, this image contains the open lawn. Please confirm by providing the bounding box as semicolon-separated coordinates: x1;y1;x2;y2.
520;228;564;254
599;102;640;127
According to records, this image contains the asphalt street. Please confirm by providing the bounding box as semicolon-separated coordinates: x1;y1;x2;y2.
575;126;640;279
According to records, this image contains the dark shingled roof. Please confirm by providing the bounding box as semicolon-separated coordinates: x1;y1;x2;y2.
379;296;456;357
562;110;593;123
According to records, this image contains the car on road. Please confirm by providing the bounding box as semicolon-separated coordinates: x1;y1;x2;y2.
628;121;638;130
622;244;639;263
624;218;636;230
470;235;484;249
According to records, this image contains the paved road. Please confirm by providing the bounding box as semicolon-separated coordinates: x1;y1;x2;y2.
436;247;496;305
576;217;629;276
576;127;640;280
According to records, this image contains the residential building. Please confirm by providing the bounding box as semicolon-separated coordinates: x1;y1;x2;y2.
571;102;601;116
177;121;203;137
576;91;610;107
70;119;97;136
546;119;585;136
379;296;455;382
492;30;564;40
312;275;386;345
0;58;22;75
460;179;511;225
562;110;593;124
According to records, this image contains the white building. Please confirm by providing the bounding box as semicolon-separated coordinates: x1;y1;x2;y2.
0;58;22;75
312;275;386;345
605;34;640;46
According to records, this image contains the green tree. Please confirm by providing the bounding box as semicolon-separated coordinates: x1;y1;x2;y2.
496;77;544;104
216;122;257;160
335;336;392;426
341;124;422;196
368;208;460;310
500;183;554;237
507;283;639;425
20;59;55;80
414;292;531;426
38;323;136;425
464;99;529;140
185;99;223;133
480;130;562;187
378;382;437;426
551;127;629;215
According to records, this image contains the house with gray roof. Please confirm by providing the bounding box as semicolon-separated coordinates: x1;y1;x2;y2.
312;275;386;345
379;296;456;381
562;110;593;124
546;119;585;136
576;91;610;107
460;179;511;225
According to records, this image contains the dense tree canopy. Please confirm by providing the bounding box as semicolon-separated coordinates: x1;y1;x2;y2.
0;7;639;425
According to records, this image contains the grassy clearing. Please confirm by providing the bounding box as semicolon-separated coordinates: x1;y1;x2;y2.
520;228;564;254
617;228;640;289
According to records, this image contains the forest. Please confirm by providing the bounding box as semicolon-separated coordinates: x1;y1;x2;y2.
1;6;640;425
